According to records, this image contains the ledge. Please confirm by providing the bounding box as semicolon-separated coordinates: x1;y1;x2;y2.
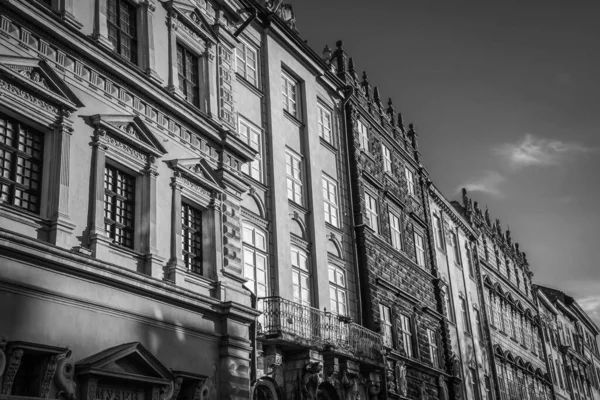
235;73;263;98
376;277;420;306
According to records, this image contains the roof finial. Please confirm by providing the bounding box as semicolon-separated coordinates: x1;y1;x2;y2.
322;45;332;62
386;98;395;124
485;206;491;226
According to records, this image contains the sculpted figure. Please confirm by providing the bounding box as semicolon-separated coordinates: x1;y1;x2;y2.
54;349;76;400
301;362;323;400
396;361;407;397
438;376;449;400
0;340;6;378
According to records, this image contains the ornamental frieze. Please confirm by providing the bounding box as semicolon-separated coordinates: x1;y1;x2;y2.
0;77;59;114
106;135;147;162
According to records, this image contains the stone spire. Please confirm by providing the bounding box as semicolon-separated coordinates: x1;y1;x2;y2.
397;112;405;131
322;44;332;63
361;71;371;99
506;226;512;246
407;123;418;151
386;98;395;125
348;57;358;81
485;207;491;227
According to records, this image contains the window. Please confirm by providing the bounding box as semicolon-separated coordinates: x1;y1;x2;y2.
414;232;426;268
328;265;347;316
398;314;413;357
498;367;508;400
318;104;333;144
238;118;262;182
427;329;439;367
365;192;379;233
379;304;393;347
443;291;454;322
467;245;475;278
433;214;444;249
492;296;500;328
107;0;137;63
389;212;402;250
104;164;135;248
180;202;203;274
0;114;43;214
322;176;339;227
470;368;481;400
451;231;461;265
382;144;392;173
405;168;415;196
286;150;303;205
177;44;200;107
485;376;492;400
282;71;298;117
460;297;471;334
357;120;369;151
474;308;483;339
243;225;268;298
236;40;257;85
291;247;310;306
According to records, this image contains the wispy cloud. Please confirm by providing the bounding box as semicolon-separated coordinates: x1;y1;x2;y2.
495;133;594;169
457;171;505;197
578;295;600;324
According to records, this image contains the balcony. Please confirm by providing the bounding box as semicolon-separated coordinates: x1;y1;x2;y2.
257;296;383;363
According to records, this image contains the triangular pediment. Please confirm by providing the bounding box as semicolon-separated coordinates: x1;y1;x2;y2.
0;55;84;110
169;1;218;44
167;158;222;193
76;342;174;383
88;114;167;157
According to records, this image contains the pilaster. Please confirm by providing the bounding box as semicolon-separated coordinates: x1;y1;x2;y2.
92;0;115;50
139;1;161;83
88;128;108;251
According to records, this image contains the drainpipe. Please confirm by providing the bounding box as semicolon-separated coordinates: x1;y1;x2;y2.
339;84;362;325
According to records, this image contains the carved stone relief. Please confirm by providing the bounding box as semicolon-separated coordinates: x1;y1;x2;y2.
0;340;6;379
301;362;323;400
396;361;407;397
1;348;23;395
54;349;76;400
40;354;60;398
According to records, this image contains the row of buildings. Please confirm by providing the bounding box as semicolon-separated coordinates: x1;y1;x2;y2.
0;0;597;399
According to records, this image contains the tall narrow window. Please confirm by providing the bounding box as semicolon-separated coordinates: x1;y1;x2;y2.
433;214;444;249
492;296;500;328
398;314;413;357
484;376;492;400
181;202;203;274
451;231;461;265
427;329;439;367
443;291;454;322
357;120;369;151
177;44;200;107
104;165;135;248
235;40;257;85
322;176;339;227
474;308;483;339
382;144;392;173
365;192;379;233
243;225;267;298
497;366;507;400
0;114;43;214
379;304;393;347
467;244;475;278
461;297;471;334
405;167;415;196
470;368;481;400
107;0;138;63
282;71;298;117
286;150;303;205
414;232;426;268
328;265;347;316
291;247;310;306
318;104;333;144
238;119;262;182
389;212;402;250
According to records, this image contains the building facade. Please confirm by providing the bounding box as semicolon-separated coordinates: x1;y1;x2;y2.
1;1;600;400
429;185;492;400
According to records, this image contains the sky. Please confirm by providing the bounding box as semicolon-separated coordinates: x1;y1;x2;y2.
287;0;600;325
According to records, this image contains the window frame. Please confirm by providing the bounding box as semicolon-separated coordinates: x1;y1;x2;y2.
322;174;340;227
242;224;268;298
291;246;311;306
427;328;440;368
103;163;136;249
460;296;471;334
107;0;138;64
433;213;445;250
238;116;263;183
414;231;426;268
388;211;402;251
285;149;304;205
382;143;392;173
365;191;379;233
451;230;462;266
357;120;369;151
405;167;415;196
176;42;201;108
282;70;299;118
317;103;334;145
235;38;258;86
398;313;413;357
328;264;348;316
379;304;393;348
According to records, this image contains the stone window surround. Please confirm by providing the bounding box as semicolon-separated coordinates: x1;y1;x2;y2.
87;115;164;276
35;0;82;30
235;37;258;87
0;59;81;248
165;159;222;286
237;115;263;183
93;0;160;82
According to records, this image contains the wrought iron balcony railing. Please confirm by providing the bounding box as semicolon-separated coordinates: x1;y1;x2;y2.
257;296;383;361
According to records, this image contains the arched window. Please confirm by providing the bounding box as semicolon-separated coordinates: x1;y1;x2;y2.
242;224;268;298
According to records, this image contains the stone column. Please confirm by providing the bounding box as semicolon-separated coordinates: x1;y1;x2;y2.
166;175;184;280
141;162;163;277
47;116;76;248
88;129;110;254
92;0;114;50
139;1;161;83
166;11;183;97
203;194;222;281
206;44;218;118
